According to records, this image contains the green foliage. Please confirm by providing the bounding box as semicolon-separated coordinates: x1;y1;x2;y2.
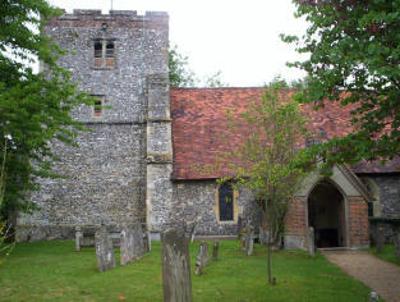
282;0;400;166
227;81;314;240
0;240;371;301
224;80;316;284
0;0;93;221
168;44;227;87
168;44;196;87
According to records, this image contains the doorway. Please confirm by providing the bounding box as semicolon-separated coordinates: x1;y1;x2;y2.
308;181;346;248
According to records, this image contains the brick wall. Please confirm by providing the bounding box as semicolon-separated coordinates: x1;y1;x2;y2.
285;197;307;236
348;196;369;247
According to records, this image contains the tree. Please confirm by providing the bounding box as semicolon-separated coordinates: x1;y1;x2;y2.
169;44;227;87
0;1;92;226
168;45;196;87
225;81;314;285
281;0;400;167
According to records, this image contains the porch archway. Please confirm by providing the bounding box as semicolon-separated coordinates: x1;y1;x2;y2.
307;180;347;248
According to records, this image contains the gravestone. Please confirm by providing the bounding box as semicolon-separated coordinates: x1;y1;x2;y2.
212;241;219;261
131;223;145;259
307;227;315;257
120;225;135;266
75;226;83;252
195;241;209;275
161;229;192;302
95;226;116;272
244;225;254;256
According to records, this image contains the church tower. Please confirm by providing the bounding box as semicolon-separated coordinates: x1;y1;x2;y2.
16;9;171;240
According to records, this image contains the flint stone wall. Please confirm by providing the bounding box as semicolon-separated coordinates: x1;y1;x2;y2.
169;181;260;236
16;11;169;241
367;175;400;217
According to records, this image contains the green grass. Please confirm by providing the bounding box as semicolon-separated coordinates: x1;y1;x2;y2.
0;240;371;302
370;244;400;266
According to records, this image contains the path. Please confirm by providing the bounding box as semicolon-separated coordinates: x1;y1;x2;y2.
323;250;400;302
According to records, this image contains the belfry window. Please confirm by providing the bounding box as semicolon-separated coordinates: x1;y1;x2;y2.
218;183;234;221
94;40;115;68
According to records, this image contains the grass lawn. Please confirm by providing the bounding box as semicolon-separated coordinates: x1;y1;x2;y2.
0;240;370;302
370;244;400;266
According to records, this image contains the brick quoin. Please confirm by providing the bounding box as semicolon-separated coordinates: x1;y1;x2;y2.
348;197;369;247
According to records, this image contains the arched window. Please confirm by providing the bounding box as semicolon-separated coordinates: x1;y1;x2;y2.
218;183;234;221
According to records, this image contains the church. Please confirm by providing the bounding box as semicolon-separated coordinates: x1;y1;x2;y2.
15;10;400;249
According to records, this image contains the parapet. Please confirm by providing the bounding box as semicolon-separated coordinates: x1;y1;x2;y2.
48;9;168;28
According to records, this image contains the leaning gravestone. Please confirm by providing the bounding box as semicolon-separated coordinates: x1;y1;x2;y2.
95;226;116;272
161;229;192;302
195;241;209;275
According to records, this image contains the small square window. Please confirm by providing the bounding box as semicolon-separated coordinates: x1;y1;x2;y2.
92;97;104;118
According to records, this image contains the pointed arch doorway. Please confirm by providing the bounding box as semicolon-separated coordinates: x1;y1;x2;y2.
308;180;347;248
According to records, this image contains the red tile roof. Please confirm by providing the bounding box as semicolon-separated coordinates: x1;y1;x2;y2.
171;87;399;179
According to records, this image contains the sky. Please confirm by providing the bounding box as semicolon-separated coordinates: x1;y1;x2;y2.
48;0;309;87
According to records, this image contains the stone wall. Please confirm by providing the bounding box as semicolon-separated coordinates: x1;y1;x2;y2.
170;181;261;236
364;174;400;217
17;124;146;241
16;10;169;241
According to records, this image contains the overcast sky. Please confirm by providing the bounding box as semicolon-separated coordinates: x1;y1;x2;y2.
48;0;309;87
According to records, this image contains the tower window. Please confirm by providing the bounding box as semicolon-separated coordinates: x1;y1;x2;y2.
106;42;114;57
93;40;115;68
94;41;102;58
218;183;234;221
92;96;105;118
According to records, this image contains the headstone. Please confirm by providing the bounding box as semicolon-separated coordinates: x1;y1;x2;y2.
95;226;116;272
131;223;145;259
244;225;254;256
195;241;209;275
161;229;192;302
120;225;135;266
75;226;82;252
307;227;315;257
375;224;385;253
212;241;219;261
